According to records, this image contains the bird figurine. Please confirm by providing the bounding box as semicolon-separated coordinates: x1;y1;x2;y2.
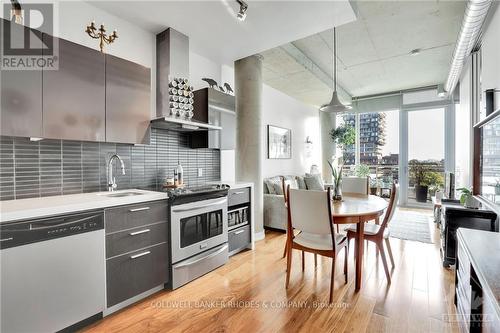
218;86;225;93
202;78;218;89
224;83;234;94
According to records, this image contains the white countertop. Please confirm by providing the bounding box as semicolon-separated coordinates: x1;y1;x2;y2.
0;189;169;223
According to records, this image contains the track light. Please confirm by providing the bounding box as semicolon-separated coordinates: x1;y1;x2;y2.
236;0;248;21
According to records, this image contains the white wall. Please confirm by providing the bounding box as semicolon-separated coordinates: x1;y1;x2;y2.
189;51;221;91
261;85;321;178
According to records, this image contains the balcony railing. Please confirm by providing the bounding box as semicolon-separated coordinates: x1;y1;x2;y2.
341;162;445;203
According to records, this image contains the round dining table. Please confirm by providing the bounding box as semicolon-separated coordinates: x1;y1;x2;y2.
332;194;388;291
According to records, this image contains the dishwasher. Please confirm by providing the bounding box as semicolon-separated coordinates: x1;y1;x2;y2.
0;210;106;333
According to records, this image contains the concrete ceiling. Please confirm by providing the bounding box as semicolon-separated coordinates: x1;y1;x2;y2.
88;0;356;65
261;0;467;107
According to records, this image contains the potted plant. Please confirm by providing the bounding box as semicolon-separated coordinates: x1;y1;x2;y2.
330;124;355;158
409;160;428;203
354;164;370;178
369;177;379;195
457;187;477;208
328;159;343;201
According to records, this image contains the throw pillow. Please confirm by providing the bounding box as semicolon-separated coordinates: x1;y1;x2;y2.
264;179;277;194
304;174;325;191
265;177;282;195
296;176;307;189
284;175;299;189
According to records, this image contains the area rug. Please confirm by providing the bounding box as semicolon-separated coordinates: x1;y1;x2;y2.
388;210;434;244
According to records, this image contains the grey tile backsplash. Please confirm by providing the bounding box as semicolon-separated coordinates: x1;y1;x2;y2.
0;128;220;201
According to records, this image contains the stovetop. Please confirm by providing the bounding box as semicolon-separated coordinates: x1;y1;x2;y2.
162;184;230;205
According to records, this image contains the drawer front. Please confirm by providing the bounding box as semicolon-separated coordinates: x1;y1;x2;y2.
228;225;251;253
105;200;167;233
106;242;168;307
172;243;228;289
106;222;167;258
228;188;250;207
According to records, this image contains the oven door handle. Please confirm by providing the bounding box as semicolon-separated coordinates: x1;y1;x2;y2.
171;200;227;213
174;244;228;268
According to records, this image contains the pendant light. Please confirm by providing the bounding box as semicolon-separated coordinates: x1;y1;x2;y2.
319;27;352;113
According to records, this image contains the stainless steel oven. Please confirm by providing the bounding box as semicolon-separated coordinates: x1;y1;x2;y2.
171;197;228;264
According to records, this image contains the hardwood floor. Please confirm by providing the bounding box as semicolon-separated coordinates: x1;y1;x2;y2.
84;210;459;333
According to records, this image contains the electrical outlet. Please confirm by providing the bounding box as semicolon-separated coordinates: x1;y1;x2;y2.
197;168;203;177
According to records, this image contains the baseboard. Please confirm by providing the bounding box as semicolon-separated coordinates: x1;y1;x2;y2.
264;226;286;233
254;230;265;241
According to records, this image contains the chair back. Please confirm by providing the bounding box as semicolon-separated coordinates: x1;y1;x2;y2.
282;178;291;205
287;187;335;238
342;176;369;195
379;182;399;234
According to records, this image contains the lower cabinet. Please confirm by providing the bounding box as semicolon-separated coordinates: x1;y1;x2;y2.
228;225;251;255
106;242;168;307
105;200;169;308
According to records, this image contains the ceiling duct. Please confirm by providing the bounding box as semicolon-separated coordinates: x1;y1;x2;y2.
444;0;492;94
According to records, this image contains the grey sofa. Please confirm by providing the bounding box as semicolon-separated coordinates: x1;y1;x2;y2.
263;175;308;231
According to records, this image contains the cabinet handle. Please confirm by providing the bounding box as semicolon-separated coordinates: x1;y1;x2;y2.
130;251;151;259
234;229;245;235
129;229;150;236
0;237;13;242
232;191;245;195
129;207;150;212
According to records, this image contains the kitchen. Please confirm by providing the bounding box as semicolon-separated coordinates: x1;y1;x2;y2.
0;3;255;332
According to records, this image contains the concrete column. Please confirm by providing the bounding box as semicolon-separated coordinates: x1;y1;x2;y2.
320;111;336;183
235;55;264;239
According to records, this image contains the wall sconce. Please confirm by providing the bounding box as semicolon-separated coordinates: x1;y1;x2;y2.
305;136;313;158
85;21;118;53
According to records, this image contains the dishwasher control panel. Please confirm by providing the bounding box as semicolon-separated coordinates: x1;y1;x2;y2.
0;211;104;249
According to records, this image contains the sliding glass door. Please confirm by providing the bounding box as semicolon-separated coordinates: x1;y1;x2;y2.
404;108;445;206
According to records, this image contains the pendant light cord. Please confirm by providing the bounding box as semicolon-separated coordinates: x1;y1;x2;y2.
333;27;337;93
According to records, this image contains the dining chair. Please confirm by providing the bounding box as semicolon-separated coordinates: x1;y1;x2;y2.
335;176;369;235
342;176;369;195
281;178;317;267
345;182;399;283
285;186;348;303
281;178;305;259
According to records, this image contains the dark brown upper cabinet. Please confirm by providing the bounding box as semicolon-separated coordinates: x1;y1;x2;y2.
42;35;106;141
189;88;235;149
105;54;151;144
1;20;43;138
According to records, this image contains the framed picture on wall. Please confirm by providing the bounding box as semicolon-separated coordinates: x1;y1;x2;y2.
267;125;291;159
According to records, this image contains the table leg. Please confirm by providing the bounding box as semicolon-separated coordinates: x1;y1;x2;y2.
355;218;364;291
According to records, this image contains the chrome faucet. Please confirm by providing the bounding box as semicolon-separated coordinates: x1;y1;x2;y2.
107;154;125;192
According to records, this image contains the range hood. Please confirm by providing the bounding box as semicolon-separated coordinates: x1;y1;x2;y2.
153;28;221;132
151;117;222;131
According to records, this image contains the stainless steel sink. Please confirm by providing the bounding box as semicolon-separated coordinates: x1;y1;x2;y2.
101;191;144;198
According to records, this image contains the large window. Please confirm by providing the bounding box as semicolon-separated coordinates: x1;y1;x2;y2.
407;108;445;205
336;111;399;196
332;87;457;206
335;114;355;165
